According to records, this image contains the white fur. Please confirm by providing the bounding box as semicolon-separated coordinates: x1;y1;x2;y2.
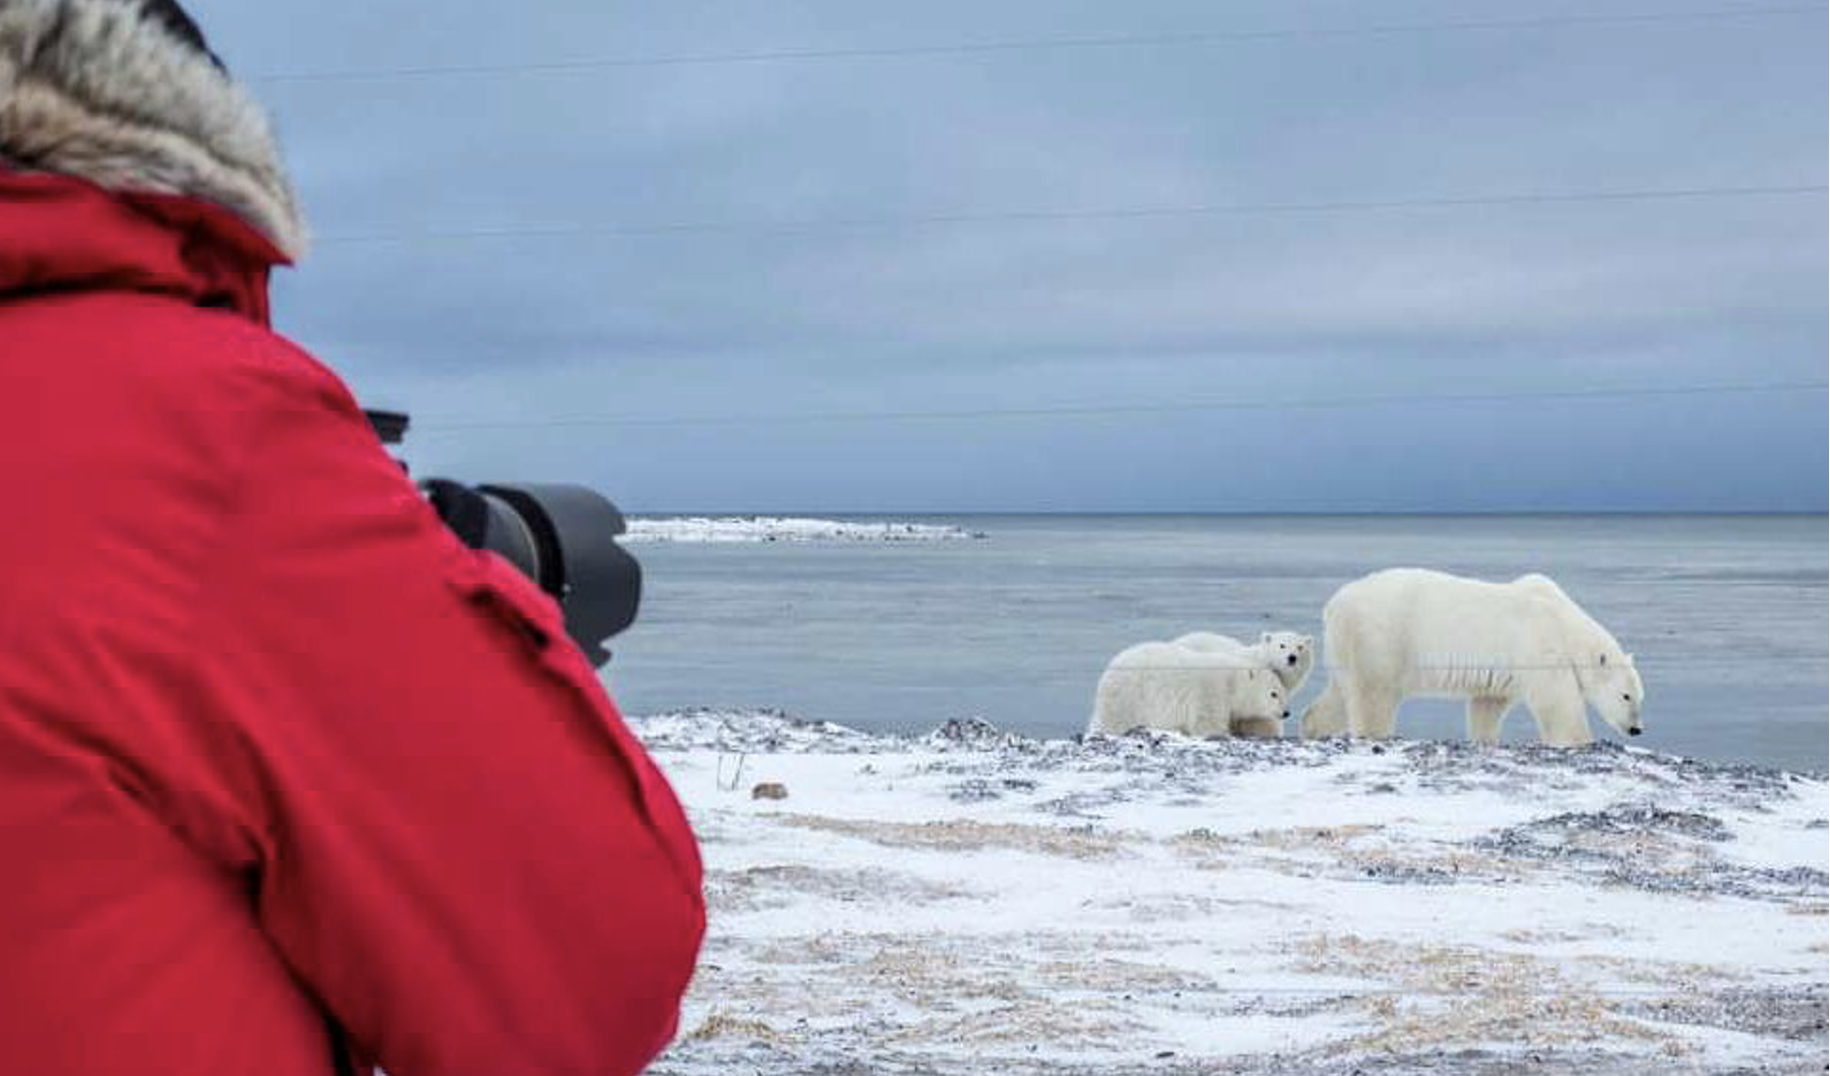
1299;569;1646;746
1090;641;1289;738
1175;630;1315;694
1227;716;1284;740
0;0;306;257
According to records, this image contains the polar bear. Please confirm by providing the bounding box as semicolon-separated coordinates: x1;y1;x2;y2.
1175;631;1314;739
1298;569;1645;746
1175;631;1315;694
1090;641;1289;738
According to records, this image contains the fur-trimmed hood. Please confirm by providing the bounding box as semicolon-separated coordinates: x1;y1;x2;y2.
0;0;306;259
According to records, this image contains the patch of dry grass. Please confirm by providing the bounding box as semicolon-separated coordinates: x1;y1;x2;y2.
1172;823;1521;885
1033;958;1216;994
706;863;977;915
1576;954;1748;989
1173;824;1382;855
1495;928;1594;946
1081;891;1298;923
1293;933;1677;1056
856;940;1032;1005
774;814;1132;859
684;1012;789;1045
884;997;1144;1050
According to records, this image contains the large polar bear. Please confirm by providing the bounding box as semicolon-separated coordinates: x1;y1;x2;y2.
1299;569;1645;746
1175;631;1315;738
1090;641;1289;738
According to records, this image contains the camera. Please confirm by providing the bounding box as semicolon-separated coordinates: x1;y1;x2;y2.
366;410;642;668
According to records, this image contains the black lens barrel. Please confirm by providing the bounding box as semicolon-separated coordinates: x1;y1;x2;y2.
365;412;640;667
476;483;643;668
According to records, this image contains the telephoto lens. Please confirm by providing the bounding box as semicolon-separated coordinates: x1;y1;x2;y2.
367;411;642;667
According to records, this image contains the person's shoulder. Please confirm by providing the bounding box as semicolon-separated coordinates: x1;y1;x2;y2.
13;290;336;393
131;292;356;421
11;290;367;468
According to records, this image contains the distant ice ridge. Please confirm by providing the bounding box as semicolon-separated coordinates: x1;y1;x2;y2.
632;708;1828;1076
623;516;985;543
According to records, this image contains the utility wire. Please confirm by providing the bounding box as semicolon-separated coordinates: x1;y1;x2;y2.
1077;662;1749;671
409;380;1829;434
316;183;1828;247
253;5;1826;84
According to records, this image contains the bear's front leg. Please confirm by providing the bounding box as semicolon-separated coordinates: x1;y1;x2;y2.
1345;684;1401;739
1465;697;1512;743
1524;676;1592;746
1230;717;1282;739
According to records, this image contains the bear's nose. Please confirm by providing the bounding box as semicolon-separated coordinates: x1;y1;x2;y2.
1628;727;1643;737
1286;654;1299;666
1282;710;1291;719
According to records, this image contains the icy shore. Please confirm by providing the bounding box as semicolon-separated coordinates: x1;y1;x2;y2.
632;710;1829;1076
623;516;985;543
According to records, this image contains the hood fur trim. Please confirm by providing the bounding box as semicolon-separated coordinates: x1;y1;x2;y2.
0;0;306;259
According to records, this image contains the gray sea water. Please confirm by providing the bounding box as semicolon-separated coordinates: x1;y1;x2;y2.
604;515;1828;773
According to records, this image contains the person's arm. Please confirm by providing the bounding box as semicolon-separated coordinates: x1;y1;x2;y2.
197;342;703;1075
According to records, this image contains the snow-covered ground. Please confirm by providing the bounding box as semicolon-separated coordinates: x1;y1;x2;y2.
633;710;1829;1076
623;516;984;543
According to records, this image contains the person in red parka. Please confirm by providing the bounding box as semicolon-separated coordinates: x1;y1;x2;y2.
0;2;706;1073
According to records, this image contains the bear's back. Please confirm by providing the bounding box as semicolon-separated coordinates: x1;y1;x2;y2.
1174;632;1247;655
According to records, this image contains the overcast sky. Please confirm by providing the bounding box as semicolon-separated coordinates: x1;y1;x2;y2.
192;0;1826;513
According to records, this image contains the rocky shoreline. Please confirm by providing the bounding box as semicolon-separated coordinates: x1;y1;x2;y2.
633;710;1829;1075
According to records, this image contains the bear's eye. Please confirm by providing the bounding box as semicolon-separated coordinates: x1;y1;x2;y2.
1622;693;1631;701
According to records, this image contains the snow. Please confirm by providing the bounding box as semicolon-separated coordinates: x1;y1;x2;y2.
623;516;984;543
633;710;1829;1076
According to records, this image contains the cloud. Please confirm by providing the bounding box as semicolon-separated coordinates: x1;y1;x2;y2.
198;0;1826;510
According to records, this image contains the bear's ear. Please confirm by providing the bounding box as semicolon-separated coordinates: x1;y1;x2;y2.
1626;653;1636;666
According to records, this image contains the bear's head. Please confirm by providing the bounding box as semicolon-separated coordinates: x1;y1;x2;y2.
1235;668;1290;723
1579;651;1645;737
1260;631;1316;679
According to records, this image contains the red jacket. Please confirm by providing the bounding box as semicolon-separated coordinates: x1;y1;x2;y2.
0;171;704;1074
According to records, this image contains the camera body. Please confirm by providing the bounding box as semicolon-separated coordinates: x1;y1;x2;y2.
367;410;641;667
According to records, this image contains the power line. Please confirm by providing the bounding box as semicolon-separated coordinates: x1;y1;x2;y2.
253;5;1825;84
1052;662;1764;671
316;183;1828;247
409;380;1828;434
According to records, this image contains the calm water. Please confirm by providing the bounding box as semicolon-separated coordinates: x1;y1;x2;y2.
605;515;1828;773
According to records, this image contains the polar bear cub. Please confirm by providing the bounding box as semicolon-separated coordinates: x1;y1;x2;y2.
1175;631;1315;693
1299;568;1645;746
1174;631;1315;739
1090;641;1289;738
